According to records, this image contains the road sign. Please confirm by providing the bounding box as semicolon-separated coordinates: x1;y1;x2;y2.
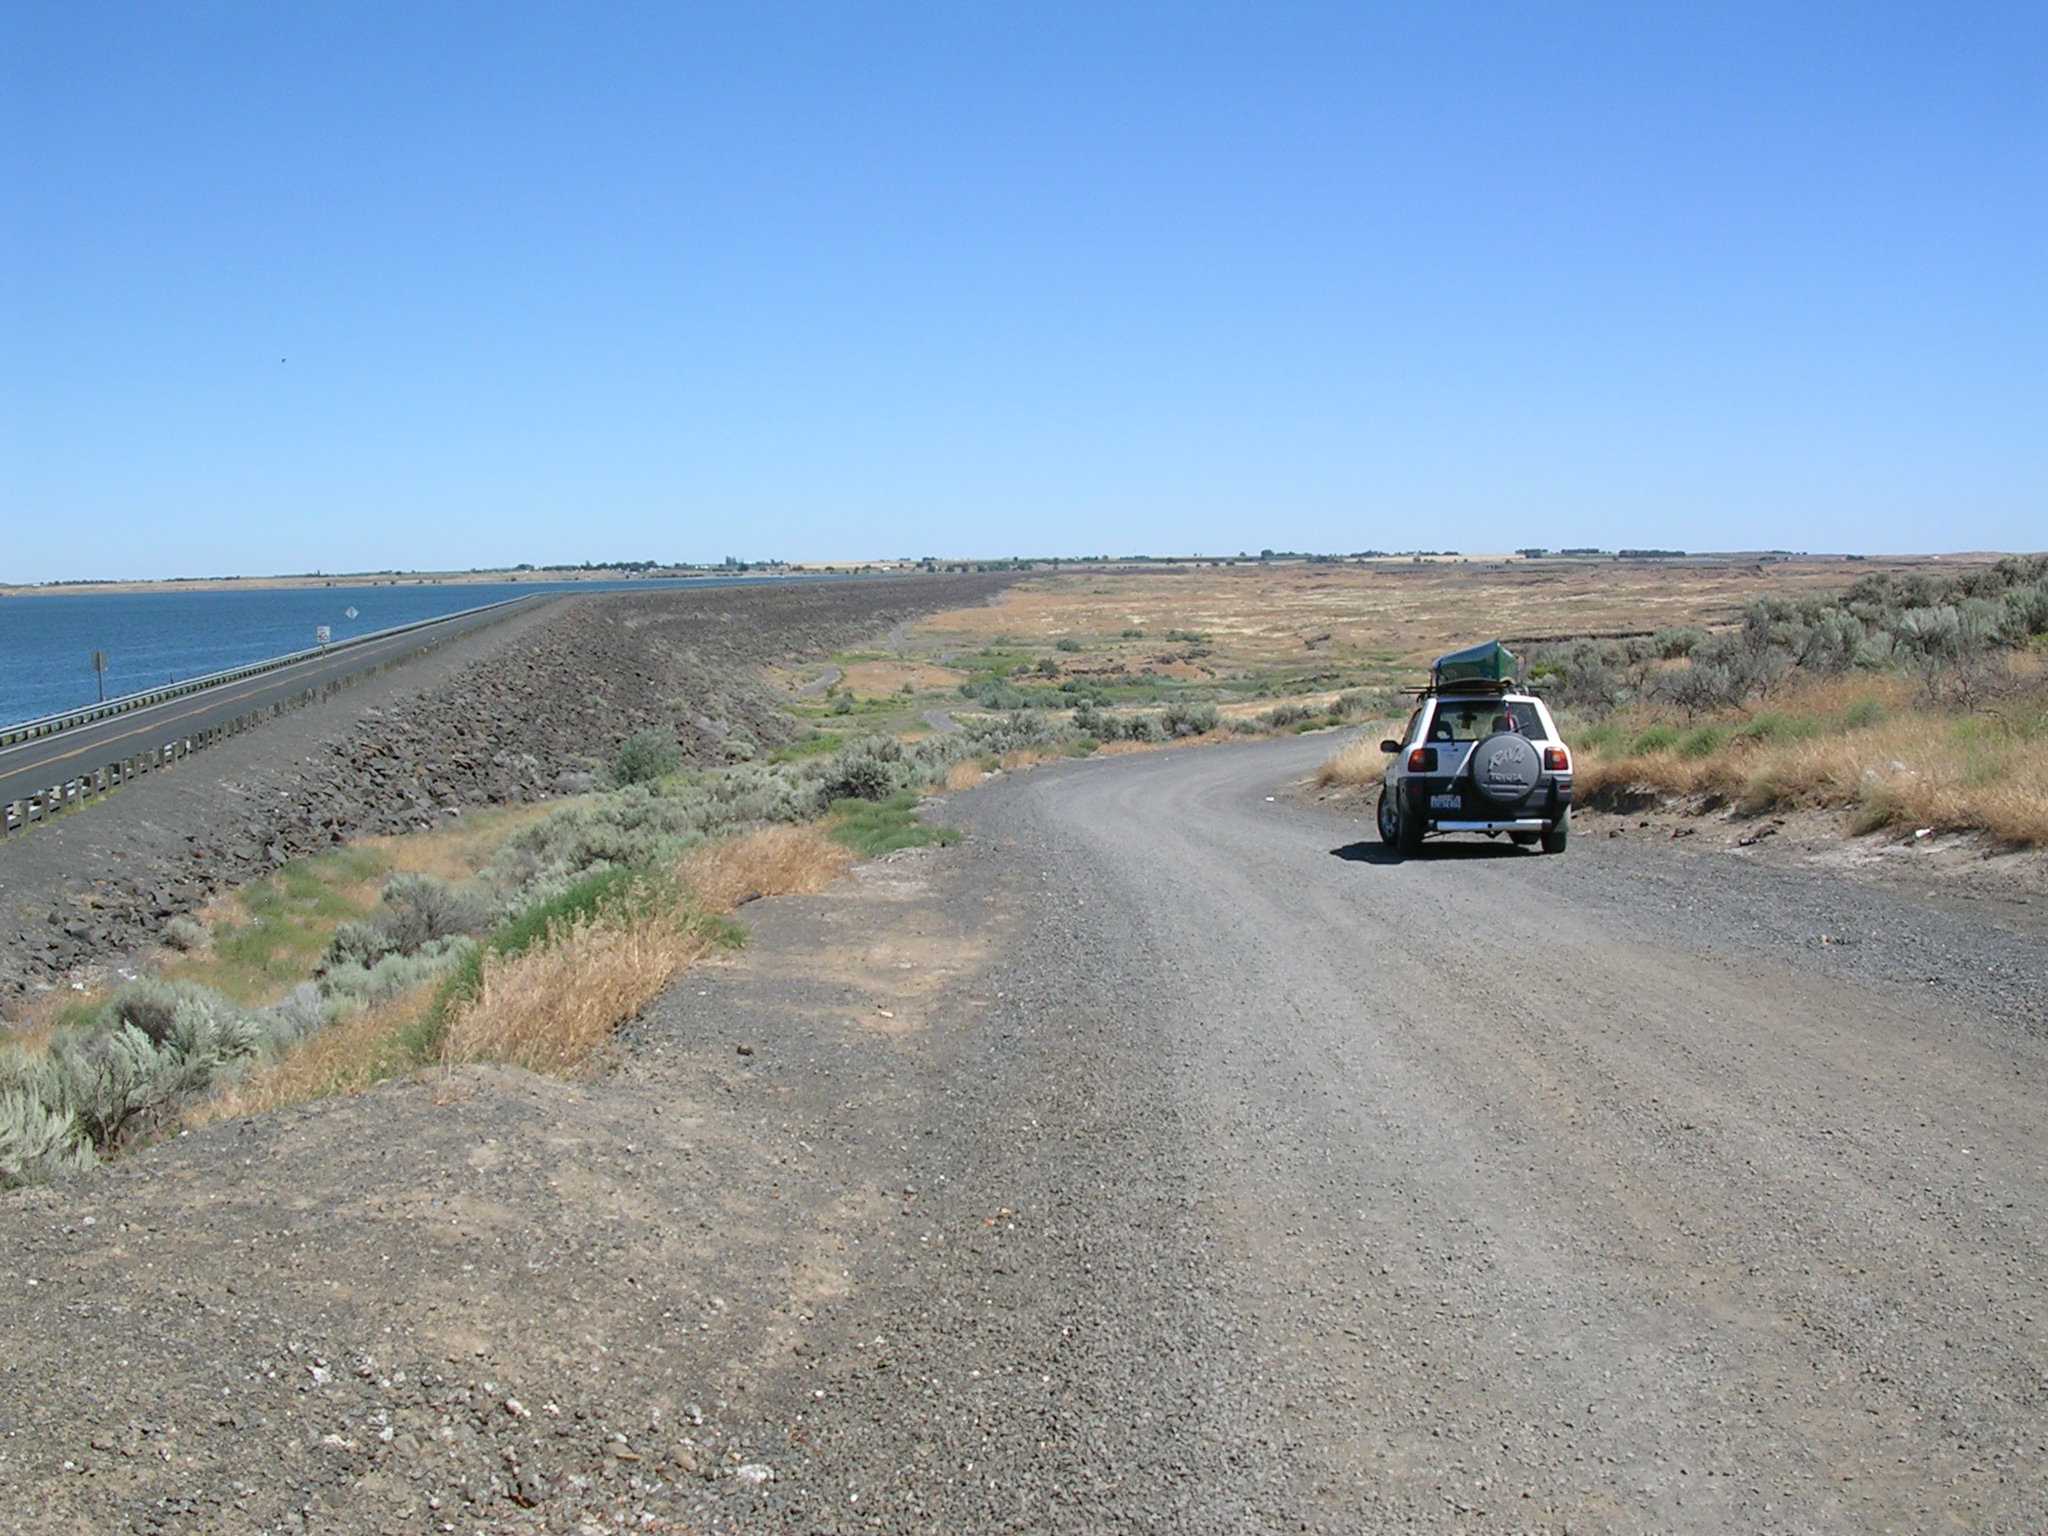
316;625;332;649
91;650;108;703
344;607;358;620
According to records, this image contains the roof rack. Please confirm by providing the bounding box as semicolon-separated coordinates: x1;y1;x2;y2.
1421;678;1516;697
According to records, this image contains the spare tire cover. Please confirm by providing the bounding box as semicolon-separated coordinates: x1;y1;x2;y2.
1469;732;1541;806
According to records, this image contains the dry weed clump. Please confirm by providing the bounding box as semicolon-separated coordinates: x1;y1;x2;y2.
1313;738;1392;789
188;988;435;1124
677;824;853;913
1573;677;2048;845
943;759;987;793
441;912;712;1076
444;822;866;1078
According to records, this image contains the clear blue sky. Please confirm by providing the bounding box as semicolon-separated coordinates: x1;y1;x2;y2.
4;3;2042;580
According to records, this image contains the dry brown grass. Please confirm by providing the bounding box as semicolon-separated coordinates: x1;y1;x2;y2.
677;824;854;913
915;559;1974;673
440;911;714;1077
190;818;865;1121
1574;675;2048;845
839;660;967;697
944;759;987;792
1314;736;1396;789
4;989;93;1051
442;823;863;1078
188;987;437;1125
998;746;1068;771
360;801;561;883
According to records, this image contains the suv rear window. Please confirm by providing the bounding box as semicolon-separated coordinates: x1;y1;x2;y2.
1425;699;1544;741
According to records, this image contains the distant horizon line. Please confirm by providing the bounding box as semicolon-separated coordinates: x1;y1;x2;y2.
4;547;2032;592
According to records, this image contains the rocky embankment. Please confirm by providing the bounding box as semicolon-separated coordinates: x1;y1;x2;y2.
1;575;1011;1000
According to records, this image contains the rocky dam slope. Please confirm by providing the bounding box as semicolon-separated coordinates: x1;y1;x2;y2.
0;574;1012;1000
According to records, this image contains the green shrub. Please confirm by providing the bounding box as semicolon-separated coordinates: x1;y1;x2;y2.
162;916;208;953
0;1086;94;1187
1162;700;1220;738
1678;724;1728;759
321;937;476;1009
1120;628;1145;639
1734;711;1822;745
614;729;682;786
818;737;906;802
963;677;1065;710
375;874;488;953
317;874;486;974
0;980;313;1182
1054;637;1082;653
488;769;817;895
1574;721;1626;755
101;979;189;1046
1844;697;1887;729
1653;627;1706;659
1083;709;1169;743
1630;725;1680;754
323;919;395;972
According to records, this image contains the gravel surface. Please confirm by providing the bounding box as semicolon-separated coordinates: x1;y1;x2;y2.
0;574;1012;1000
2;732;2043;1532
684;735;2048;1531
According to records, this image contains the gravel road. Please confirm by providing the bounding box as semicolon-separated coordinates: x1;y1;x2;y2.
697;732;2047;1532
2;732;2042;1533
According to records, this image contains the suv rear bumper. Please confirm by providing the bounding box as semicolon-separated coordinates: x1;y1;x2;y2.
1402;773;1573;829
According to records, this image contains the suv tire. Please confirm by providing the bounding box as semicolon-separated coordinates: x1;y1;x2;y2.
1541;810;1569;855
1396;795;1424;856
1377;790;1399;847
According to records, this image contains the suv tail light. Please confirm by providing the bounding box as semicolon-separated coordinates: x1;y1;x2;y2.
1408;746;1438;773
1543;746;1571;772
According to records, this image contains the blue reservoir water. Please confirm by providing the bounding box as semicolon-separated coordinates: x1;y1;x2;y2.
0;577;801;728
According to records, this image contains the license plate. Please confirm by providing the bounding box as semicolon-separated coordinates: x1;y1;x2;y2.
1430;793;1461;809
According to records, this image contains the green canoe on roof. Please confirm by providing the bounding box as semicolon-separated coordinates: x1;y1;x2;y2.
1432;639;1519;688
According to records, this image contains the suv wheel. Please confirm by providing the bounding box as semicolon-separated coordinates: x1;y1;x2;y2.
1541;810;1570;855
1396;795;1424;856
1377;790;1399;846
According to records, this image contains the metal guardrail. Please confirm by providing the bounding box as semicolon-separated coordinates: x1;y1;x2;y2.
1;595;544;838
0;595;530;749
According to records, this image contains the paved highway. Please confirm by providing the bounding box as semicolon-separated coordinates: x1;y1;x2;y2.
0;596;549;813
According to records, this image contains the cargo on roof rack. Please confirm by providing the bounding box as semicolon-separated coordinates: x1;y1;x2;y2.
1430;640;1519;691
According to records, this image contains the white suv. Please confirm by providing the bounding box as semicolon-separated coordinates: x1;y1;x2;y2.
1378;689;1573;855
